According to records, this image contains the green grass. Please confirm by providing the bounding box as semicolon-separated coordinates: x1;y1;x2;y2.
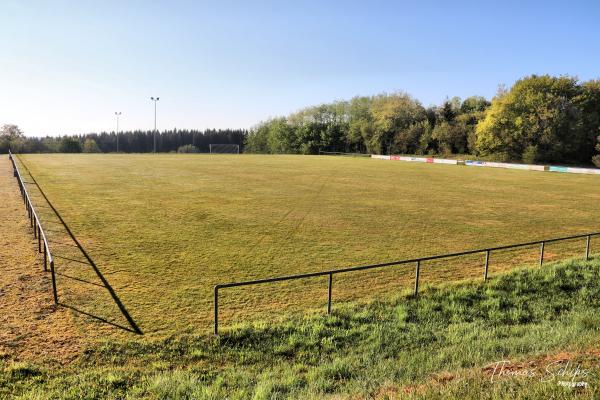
17;153;600;338
2;258;600;399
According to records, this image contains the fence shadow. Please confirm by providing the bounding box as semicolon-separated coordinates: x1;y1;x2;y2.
17;156;142;335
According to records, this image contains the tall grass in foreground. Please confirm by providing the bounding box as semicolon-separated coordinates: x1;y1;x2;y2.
2;257;600;399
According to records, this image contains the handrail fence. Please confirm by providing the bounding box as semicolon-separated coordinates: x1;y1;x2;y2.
7;150;58;303
214;231;597;334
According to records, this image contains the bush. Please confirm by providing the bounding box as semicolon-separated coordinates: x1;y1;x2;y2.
522;145;539;164
83;138;101;153
177;145;199;153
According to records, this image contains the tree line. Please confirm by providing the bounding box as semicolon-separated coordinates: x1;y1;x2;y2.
3;74;600;166
0;128;246;154
246;75;600;166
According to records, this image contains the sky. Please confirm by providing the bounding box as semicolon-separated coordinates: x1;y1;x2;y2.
1;0;599;137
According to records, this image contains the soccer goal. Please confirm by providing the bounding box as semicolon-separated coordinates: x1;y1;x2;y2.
209;144;240;154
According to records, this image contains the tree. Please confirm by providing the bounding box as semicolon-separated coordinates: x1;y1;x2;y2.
390;120;428;154
371;93;426;154
476;75;587;163
0;124;25;153
347;96;374;153
267;118;297;154
432;121;467;155
0;124;24;139
82;138;101;153
593;132;600;168
460;96;490;114
575;80;600;164
59;137;82;153
286;103;349;154
245;123;270;153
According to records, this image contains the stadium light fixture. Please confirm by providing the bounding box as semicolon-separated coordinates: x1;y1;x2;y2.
114;112;122;153
150;97;160;153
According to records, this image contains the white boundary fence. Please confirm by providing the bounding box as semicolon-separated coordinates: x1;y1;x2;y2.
370;154;600;176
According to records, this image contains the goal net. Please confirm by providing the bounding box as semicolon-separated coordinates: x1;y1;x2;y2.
209;144;240;154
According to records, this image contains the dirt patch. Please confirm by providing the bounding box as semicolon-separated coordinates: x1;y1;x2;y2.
0;155;82;364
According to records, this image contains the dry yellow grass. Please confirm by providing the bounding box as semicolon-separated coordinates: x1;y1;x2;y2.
0;155;81;363
13;153;600;338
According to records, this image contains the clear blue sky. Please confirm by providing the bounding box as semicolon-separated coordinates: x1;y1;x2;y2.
1;0;599;136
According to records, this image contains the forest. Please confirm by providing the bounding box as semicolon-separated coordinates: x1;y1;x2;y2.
0;128;246;154
2;75;600;166
246;74;600;166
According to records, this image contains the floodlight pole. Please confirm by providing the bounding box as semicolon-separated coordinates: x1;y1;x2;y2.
151;97;160;153
114;112;121;152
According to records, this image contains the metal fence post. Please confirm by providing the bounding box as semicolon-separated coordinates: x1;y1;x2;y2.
50;260;58;304
214;286;219;335
484;250;490;282
37;225;41;252
327;273;333;314
43;243;47;272
586;235;591;260
414;260;421;297
209;231;600;332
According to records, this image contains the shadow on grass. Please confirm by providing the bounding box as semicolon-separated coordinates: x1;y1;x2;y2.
60;304;141;334
17;156;143;335
55;271;107;288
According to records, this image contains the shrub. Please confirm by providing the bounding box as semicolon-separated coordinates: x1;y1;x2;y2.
177;145;199;153
83;138;101;153
522;145;539;164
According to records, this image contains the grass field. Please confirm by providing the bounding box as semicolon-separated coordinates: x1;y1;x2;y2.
17;154;600;338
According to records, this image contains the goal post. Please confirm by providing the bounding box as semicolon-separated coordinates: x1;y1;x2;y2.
209;144;240;154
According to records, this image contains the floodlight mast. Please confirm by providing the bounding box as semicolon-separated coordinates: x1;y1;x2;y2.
114;112;121;152
150;97;160;153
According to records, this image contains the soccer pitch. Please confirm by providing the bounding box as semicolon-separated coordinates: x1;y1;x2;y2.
18;154;600;337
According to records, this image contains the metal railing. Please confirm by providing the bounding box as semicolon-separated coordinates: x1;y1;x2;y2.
214;231;598;334
8;150;58;304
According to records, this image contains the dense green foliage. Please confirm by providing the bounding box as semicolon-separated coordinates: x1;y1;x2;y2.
59;137;83;153
477;76;600;164
245;75;600;166
2;258;599;399
245;93;489;156
0;128;246;154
